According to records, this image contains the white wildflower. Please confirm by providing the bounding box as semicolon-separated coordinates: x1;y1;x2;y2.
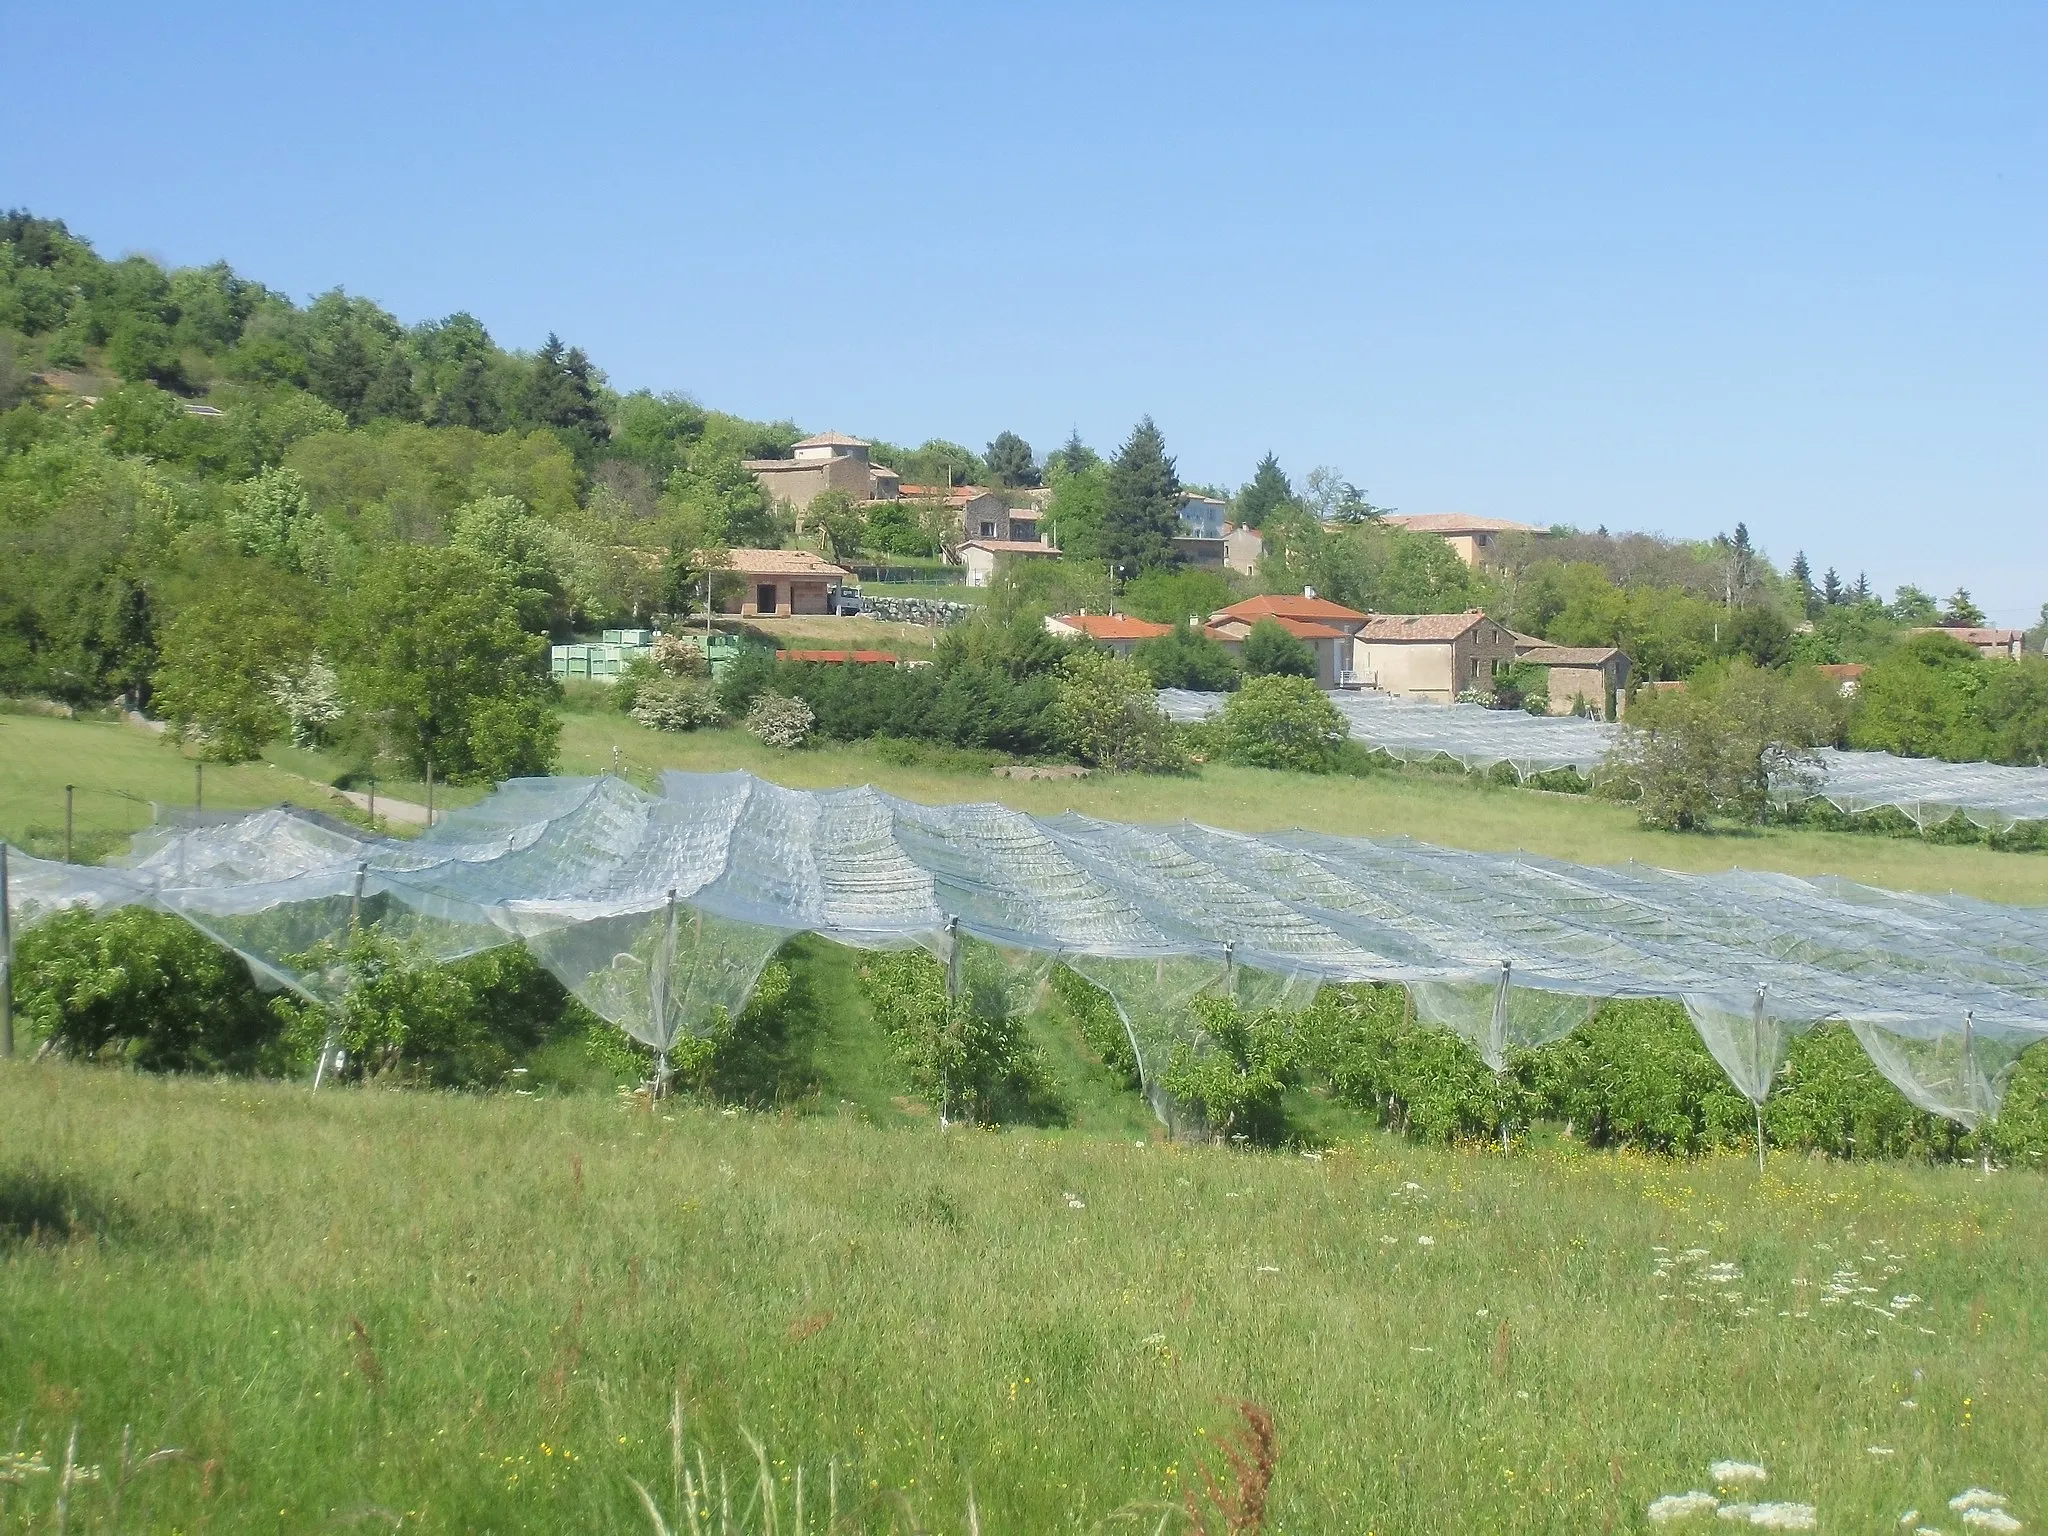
1866;1446;1896;1456
1649;1492;1721;1522
1402;1181;1422;1191
1962;1512;2021;1534
1705;1262;1744;1283
1898;1513;1918;1528
1718;1503;1817;1530
1064;1193;1085;1210
1711;1461;1769;1486
1891;1294;1920;1310
1952;1493;2010;1514
1416;1234;1436;1247
1256;1264;1280;1274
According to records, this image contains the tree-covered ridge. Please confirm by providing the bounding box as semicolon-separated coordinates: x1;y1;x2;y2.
1;209;2041;776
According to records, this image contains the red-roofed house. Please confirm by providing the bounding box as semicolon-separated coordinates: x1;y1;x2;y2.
1512;643;1631;719
1044;612;1174;656
1205;593;1372;687
709;548;852;617
1352;611;1519;702
959;538;1061;588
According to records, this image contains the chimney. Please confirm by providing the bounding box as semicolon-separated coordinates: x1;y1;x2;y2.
1303;586;1316;600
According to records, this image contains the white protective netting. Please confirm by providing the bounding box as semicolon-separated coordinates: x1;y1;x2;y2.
6;770;2047;1126
1158;688;2048;827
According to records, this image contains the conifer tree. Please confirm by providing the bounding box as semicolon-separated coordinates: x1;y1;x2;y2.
1103;416;1184;576
1788;551;1816;616
1236;452;1295;528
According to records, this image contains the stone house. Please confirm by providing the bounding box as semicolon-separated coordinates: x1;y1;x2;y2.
1352;611;1519;701
1381;513;1545;566
745;433;901;516
1205;593;1373;689
959;539;1061;588
1909;626;2028;660
713;548;852;617
1513;643;1631;719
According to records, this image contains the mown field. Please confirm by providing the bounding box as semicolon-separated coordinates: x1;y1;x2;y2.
3;1065;2043;1534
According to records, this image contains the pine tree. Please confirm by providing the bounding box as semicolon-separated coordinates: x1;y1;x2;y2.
1821;567;1844;606
1854;572;1873;603
1236;452;1295;528
1103;417;1185;576
1045;428;1099;479
1788;551;1816;616
984;431;1039;487
521;333;610;450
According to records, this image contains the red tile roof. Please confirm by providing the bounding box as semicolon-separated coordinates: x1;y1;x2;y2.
1052;613;1174;641
705;548;850;578
1816;663;1868;681
1215;593;1370;625
1518;644;1625;666
960;539;1061;555
776;650;901;665
1357;611;1492;642
1383;513;1545;536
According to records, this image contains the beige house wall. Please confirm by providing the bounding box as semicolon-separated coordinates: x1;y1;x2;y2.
720;577;835;617
1353;622;1516;700
752;454;876;516
1542;664;1620;719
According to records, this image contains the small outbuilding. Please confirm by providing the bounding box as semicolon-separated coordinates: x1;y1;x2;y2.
712;549;852;617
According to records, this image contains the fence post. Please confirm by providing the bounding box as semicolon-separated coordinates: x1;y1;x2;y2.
313;862;368;1090
1;843;13;1059
1751;982;1770;1172
1961;1008;1976;1128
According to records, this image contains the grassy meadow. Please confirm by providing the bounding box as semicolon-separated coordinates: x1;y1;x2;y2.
3;1064;2044;1533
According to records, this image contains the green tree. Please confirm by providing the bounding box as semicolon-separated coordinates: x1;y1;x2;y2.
1102;416;1183;576
1161;994;1294;1142
1131;623;1239;691
359;346;420;422
1050;648;1185;772
1217;675;1346;772
152;568;317;761
1608;661;1838;828
520;333;610;456
1889;585;1939;624
326;544;559;781
1121;565;1233;626
1042;461;1109;560
1788;551;1817;618
1847;631;1989;760
1235;452;1295;529
1940;588;1987;628
308;327;376;422
1043;429;1099;479
1241;618;1317;678
805;488;868;563
984;430;1039;487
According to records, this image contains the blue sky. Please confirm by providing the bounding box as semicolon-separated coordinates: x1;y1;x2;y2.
4;2;2042;621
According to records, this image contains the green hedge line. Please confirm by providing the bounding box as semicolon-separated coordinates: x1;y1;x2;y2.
10;911;2046;1166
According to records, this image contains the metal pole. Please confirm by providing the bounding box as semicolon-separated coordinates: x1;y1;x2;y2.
945;916;962;999
652;888;679;1099
367;779;376;832
1;843;14;1059
194;760;203;811
314;862;367;1090
1223;940;1237;1002
425;759;434;829
1961;1009;1976;1127
1493;960;1512;1153
1752;982;1770;1172
64;785;74;863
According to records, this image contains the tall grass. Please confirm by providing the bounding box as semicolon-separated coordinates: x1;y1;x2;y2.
2;1063;2042;1531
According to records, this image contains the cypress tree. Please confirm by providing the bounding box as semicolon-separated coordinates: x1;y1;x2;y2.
1103;416;1183;576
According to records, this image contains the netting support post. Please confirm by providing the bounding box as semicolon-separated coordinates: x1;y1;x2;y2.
1492;960;1512;1154
944;917;961;1000
1961;1008;1976;1130
0;842;14;1060
314;862;368;1091
425;759;435;829
652;888;679;1101
1751;982;1770;1173
1223;941;1236;1002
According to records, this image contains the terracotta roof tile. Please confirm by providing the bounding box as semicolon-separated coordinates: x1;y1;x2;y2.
1518;644;1625;665
1051;613;1174;641
1383;513;1545;536
1356;612;1493;642
1215;593;1370;625
702;548;851;578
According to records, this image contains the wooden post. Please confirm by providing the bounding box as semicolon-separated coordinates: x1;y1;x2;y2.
1751;982;1770;1172
367;779;376;832
313;862;368;1090
652;888;679;1099
64;784;74;863
194;760;203;811
425;759;434;829
1492;960;1512;1153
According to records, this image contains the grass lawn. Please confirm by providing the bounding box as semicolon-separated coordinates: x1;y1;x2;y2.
3;1064;2041;1532
556;717;2048;907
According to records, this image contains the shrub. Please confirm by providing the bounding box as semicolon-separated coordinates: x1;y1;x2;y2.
630;676;723;732
856;948;1064;1125
1528;999;1753;1154
1297;984;1530;1143
1131;623;1240;691
1050;649;1186;772
14;907;280;1073
1240;618;1317;679
651;633;710;677
1161;995;1293;1143
1765;1022;1968;1161
1217;675;1346;773
745;691;813;749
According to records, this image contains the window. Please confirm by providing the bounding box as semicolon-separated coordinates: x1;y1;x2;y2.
980;521;997;538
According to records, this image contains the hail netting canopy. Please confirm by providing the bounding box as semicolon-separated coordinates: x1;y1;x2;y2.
7;771;2048;1127
1156;689;2048;828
